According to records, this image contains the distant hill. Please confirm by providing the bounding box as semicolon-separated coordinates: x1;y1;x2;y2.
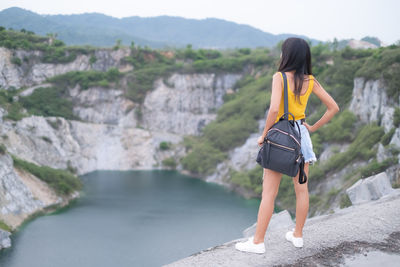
0;7;320;49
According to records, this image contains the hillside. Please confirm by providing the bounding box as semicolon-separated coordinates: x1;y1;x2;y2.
0;29;399;234
0;7;320;48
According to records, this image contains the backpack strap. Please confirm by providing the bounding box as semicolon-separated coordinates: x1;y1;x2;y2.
280;71;289;120
298;156;308;184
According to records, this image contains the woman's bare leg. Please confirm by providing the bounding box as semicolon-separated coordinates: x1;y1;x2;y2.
292;162;310;237
253;168;282;244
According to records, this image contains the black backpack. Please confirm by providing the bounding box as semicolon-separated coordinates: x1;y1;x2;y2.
256;72;307;184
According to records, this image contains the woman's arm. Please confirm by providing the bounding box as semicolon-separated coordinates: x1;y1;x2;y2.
303;78;340;133
257;72;282;146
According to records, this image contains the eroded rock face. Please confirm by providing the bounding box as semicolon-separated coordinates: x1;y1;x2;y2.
0;229;11;249
349;78;395;132
0;47;130;89
0;154;43;220
69;86;137;127
142;73;242;135
0;115;183;175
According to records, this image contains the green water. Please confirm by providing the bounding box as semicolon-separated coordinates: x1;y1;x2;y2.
0;170;260;266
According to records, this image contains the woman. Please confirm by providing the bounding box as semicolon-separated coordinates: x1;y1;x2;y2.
235;37;339;253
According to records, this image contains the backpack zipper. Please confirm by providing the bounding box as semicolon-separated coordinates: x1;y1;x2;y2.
267;140;295;151
268;128;301;147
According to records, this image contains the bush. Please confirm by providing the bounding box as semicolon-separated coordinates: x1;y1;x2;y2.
310;133;323;156
4;102;25;121
181;141;227;175
340;194;352;208
230;165;263;195
11;56;22;66
0;143;7;154
359;157;397;178
159;141;171;150
323;124;384;173
41;136;52;144
48;68;122;90
318;110;357;142
12;155;82;195
19;87;78;120
394;108;400;127
162;157;177;169
381;128;396;146
0;220;11;232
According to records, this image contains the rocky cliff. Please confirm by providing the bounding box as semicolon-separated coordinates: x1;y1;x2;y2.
349;77;400;147
0;46;243;238
0;47;131;89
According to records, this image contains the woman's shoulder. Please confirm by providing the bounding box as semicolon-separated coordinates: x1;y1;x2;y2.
306;74;315;80
273;72;282;78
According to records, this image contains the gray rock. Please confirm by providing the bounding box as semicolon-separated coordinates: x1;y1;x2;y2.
390;128;400;148
319;143;349;163
377;143;392;163
0;154;44;216
142;73;242;136
165;190;400;267
69;86;137;127
0;229;11;249
242;210;294;238
0;47;130;89
346;172;395;205
349;78;395;132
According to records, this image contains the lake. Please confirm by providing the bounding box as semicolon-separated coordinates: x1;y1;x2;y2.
0;170;261;266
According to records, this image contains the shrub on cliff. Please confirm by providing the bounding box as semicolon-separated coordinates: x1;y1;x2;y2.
48;68;122;90
19;87;78;120
11;155;82;196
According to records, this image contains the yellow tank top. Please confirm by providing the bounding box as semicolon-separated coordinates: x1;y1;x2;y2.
274;72;314;123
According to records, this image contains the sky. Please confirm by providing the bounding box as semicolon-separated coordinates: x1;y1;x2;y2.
0;0;399;44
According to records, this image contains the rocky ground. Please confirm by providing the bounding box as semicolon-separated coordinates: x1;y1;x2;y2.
164;190;400;267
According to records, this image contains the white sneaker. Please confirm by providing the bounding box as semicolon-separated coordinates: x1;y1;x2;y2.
285;229;303;248
235;236;265;254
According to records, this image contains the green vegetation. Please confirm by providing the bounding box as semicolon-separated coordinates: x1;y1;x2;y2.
159;141;171;150
355;46;400;99
381;128;396;146
162;157;177;169
12;155;82;196
48;68;122;90
41;136;52;144
230;165;263;195
0;219;12;232
359;157;397;178
394;107;400;127
19;87;78;120
181;138;227;175
0;143;7;154
0;89;26;121
0;28;96;64
317;110;357;142
11;56;22;66
339;194;352;209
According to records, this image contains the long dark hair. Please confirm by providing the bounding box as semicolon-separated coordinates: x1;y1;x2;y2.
278;37;312;104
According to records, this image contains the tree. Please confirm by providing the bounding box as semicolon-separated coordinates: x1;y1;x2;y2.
332;38;339;51
46;33;58;45
114;39;122;50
